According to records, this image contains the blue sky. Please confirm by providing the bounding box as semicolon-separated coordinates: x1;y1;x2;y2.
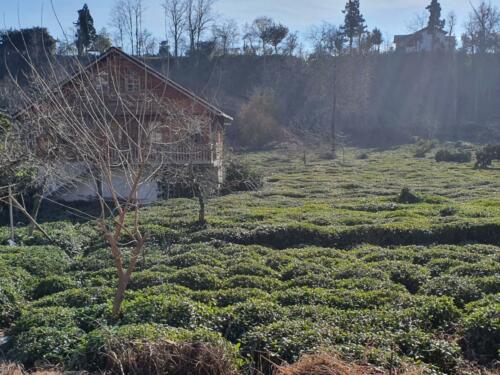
1;0;473;47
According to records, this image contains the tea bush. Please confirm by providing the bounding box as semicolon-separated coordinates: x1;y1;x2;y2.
420;275;483;307
1;245;70;277
7;326;86;368
121;294;225;330
461;295;500;363
435;148;472;163
475;144;500;168
84;324;239;371
1;146;499;373
221;158;264;194
33;275;78;299
170;265;222;290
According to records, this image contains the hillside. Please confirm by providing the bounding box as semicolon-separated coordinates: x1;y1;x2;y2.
0;144;499;373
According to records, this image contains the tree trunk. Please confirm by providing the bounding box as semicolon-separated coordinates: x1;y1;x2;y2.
112;273;129;318
27;193;43;237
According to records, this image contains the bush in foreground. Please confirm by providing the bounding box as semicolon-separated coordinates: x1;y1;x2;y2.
435;148;472;163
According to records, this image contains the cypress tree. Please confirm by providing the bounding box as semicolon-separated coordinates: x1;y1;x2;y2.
426;0;445;31
75;4;97;56
341;0;367;52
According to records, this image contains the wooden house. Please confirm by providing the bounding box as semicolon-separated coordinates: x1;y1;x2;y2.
13;47;232;202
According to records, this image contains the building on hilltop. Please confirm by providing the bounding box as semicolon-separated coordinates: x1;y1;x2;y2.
394;27;455;53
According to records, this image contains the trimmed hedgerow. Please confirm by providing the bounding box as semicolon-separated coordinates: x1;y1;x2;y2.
33;275;78;299
121;294;226;331
83;324;239;371
7;326;87;368
461;295;500;364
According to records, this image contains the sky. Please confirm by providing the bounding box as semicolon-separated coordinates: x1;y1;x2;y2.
0;0;474;48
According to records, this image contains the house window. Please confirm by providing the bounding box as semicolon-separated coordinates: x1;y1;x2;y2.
94;72;109;92
124;71;140;92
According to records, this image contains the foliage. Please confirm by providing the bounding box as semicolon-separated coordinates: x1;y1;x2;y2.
435;148;472;163
397;188;422;204
232;89;285;150
33;275;78;299
84;324;240;371
475;144;500;169
461;295;500;364
7;326;86;368
221;158;264;194
1;147;499;372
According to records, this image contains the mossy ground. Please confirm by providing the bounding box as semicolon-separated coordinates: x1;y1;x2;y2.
0;145;499;373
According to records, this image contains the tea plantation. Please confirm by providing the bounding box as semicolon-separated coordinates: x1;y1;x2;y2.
1;145;499;374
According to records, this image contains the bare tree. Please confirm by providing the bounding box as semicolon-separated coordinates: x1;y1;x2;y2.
242;22;258;55
406;11;427;32
185;0;216;52
7;50;217;317
163;0;187;58
253;16;273;55
309;23;345;56
446;11;457;37
110;0;151;56
212;19;239;56
282;32;299;56
462;1;500;54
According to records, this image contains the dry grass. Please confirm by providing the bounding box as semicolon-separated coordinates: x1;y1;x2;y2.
0;363;62;375
274;354;500;375
273;354;422;375
104;339;239;375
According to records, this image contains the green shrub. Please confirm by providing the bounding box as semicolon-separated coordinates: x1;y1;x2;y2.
413;139;436;158
25;222;99;255
475;276;500;294
226;260;278;278
84;325;239;371
376;261;429;293
397;188;422;204
121;294;225;331
400;296;461;330
7;326;87;368
170;265;221;290
461;295;500;364
5;246;70;277
420;275;482;307
225;299;284;341
128;270;169;290
395;328;462;373
475;144;500;169
240;319;329;363
33;275;78;299
32;287;114;308
11;306;78;335
166;250;223;268
191;288;271;307
223;275;284;291
141;224;180;247
435;148;472;163
221;159;264;194
0;266;35;327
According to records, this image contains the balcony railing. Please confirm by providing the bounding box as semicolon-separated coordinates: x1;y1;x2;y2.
108;143;214;165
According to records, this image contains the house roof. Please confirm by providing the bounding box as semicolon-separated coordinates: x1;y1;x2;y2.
13;47;233;122
394;26;447;43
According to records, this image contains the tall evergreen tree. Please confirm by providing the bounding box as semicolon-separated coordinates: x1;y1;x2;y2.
426;0;445;31
341;0;367;51
75;4;97;56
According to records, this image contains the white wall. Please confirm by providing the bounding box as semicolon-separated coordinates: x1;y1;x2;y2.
57;173;159;203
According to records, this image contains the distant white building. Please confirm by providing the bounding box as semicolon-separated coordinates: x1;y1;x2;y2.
394;27;455;53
